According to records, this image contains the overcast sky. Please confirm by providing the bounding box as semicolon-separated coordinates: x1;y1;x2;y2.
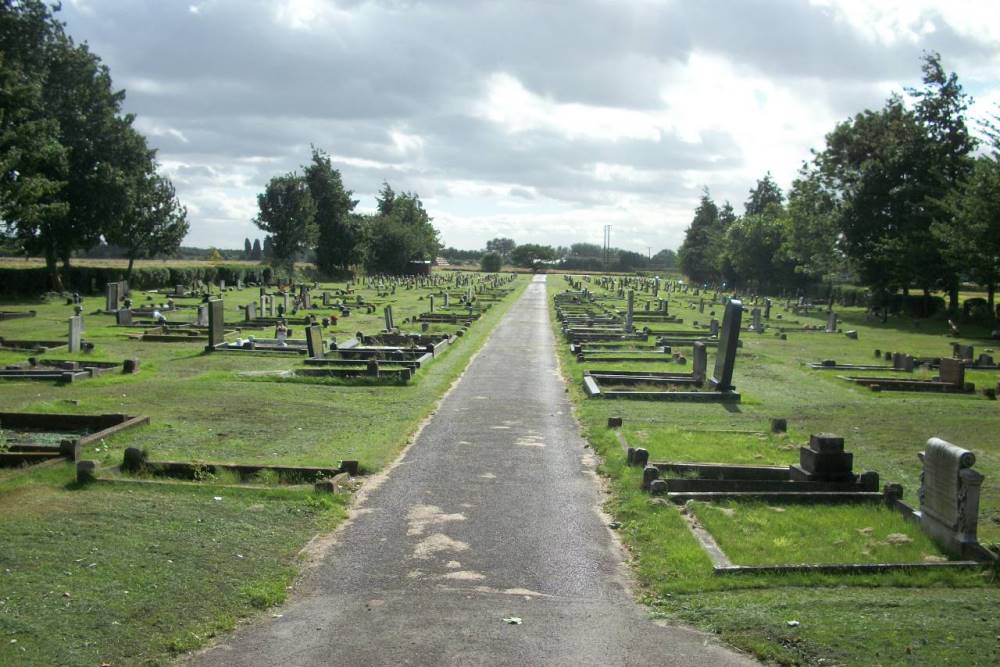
61;0;1000;253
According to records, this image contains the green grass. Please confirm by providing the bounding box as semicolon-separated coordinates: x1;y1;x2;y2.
0;272;528;665
690;502;946;566
549;278;999;666
0;465;346;666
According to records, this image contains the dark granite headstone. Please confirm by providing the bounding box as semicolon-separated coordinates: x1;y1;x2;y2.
709;299;742;391
205;299;225;351
305;324;324;359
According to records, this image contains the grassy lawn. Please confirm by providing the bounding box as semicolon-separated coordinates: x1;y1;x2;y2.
549;278;999;666
0;271;528;666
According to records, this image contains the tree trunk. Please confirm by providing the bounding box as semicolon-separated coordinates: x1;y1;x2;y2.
989;282;996;322
947;281;959;316
126;255;135;280
922;287;931;318
45;246;63;292
60;251;72;293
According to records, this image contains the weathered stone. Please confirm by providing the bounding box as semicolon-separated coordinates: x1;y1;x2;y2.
641;464;658;489
709;299;742;392
918;438;985;558
607;416;623;428
770;418;787;434
122;358;140;374
633;448;649;468
122;447;146;472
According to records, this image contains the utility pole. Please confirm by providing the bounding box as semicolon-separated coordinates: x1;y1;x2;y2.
602;225;611;271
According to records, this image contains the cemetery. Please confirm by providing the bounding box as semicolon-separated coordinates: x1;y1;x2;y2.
547;272;998;664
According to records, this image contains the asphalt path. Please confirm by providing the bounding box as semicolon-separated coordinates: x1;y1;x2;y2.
189;276;756;667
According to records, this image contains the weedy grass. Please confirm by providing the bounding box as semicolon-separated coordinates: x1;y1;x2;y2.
549;278;999;666
0;272;528;666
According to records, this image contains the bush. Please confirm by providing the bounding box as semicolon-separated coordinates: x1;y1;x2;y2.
962;297;992;322
480;252;502;273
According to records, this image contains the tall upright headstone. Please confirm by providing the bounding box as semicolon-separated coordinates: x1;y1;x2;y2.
205;299;225;351
826;311;838;333
625;289;634;333
116;308;132;326
764;298;772;320
751;307;762;332
710;299;742;392
383;305;395;331
305;324;324;359
918;438;985;558
692;341;708;386
68;316;82;353
196;304;209;327
429;295;435;312
105;282;119;312
245;301;256;321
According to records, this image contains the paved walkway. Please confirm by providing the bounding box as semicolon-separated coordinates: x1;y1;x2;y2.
190;276;755;666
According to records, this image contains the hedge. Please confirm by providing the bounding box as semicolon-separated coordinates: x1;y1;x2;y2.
0;264;276;297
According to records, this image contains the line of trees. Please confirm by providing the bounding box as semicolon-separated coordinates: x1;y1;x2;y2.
475;237;677;271
0;1;188;287
253;149;440;278
677;53;1000;317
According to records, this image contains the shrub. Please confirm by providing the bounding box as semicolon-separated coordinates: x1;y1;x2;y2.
480;252;502;272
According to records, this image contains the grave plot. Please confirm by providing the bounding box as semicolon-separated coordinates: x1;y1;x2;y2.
0;412;149;470
624;430;994;573
0;336;67;353
581;300;743;402
0;358;135;383
101;446;358;485
0;310;36;321
840;357;977;394
809;350;918;372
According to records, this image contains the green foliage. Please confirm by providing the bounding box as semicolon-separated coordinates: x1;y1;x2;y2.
360;187;440;274
485;237;516;260
254;172;317;279
510;243;555;268
678;189;722;284
722;210;796;292
305;147;359;277
480;251;502;272
743;172;784;216
0;1;186;291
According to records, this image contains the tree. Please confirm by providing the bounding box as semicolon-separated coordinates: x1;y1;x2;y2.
723;210;795;293
650;248;677;268
812;53;975;313
251;238;262;260
305;147;358;276
262;236;273;260
744;173;784;216
376;181;395;215
243;238;252;258
509;243;555;268
361;187;440;274
784;166;846;295
485;237;516;260
105;168;188;277
935;156;1000;316
677;189;722;285
480;251;502;272
253;173;317;279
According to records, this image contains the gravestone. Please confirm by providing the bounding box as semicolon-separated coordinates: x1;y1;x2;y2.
825;311;838;333
196;304;209;327
790;433;855;482
116;308;132;326
698;298;705;313
245;301;256;321
750;307;762;332
383;305;395;331
938;358;965;386
692;341;707;386
322;292;330;307
205;299;225;351
105;282;119;312
764;298;772;320
429;295;435;312
68;316;82;353
305;324;324;358
709;318;719;337
918;438;985;558
709;299;742;391
283;292;290;312
625;290;634;333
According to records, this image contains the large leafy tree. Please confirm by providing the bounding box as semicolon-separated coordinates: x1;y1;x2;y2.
305;147;358;276
485;237;516;260
106;166;189;277
1;1;172;289
361;185;439;274
813;53;975;311
253;173;317;279
677;189;722;285
743;173;784;216
784;166;846;295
